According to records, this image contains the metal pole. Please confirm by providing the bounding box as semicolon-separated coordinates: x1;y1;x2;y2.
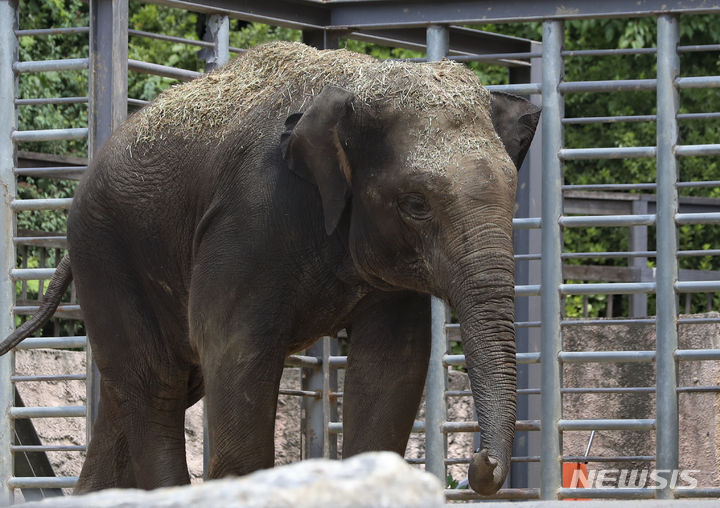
655;14;680;500
630;199;649;317
540;19;564;500
512;39;543;490
425;24;450;483
88;0;128;440
200;14;229;72
0;0;18;503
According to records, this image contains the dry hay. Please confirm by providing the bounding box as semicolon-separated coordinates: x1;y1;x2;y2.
132;41;510;175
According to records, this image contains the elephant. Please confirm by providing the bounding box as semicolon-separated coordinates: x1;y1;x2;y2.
0;41;540;495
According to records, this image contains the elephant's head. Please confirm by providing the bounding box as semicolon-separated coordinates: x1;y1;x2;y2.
281;81;540;495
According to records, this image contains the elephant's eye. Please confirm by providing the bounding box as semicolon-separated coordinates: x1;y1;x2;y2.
398;193;433;222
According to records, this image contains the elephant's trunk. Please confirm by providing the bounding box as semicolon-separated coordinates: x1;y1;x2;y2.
448;237;516;495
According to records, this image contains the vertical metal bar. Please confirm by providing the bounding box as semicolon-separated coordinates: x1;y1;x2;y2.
88;0;128;439
200;14;229;72
511;39;543;491
321;336;332;458
426;24;449;62
426;297;448;481
424;24;450;483
630;199;649;317
301;342;324;459
540;19;564;501
0;2;18;502
655;14;680;500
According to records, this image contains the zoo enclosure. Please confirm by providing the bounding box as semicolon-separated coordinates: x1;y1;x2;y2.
1;0;720;503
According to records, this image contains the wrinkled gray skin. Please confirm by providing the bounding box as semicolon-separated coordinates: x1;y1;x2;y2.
58;86;539;494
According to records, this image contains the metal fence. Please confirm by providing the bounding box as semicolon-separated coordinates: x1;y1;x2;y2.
1;0;720;504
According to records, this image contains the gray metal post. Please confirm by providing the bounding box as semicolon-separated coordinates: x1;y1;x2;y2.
199;14;229;72
302;341;324;459
630;199;649;317
425;24;449;483
655;14;680;500
540;19;564;500
0;1;18;502
512;40;543;490
88;0;128;439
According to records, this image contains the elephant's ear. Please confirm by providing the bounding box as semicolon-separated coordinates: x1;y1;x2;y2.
489;91;541;170
280;86;354;235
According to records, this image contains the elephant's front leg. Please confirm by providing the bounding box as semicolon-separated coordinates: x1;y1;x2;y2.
190;265;287;479
196;324;287;478
342;291;431;456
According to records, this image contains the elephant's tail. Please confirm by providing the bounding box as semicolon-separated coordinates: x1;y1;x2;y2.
0;255;73;356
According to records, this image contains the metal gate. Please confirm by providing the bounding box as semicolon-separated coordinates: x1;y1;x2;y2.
1;0;720;503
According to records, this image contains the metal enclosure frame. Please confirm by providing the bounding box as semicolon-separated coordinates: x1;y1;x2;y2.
0;0;719;504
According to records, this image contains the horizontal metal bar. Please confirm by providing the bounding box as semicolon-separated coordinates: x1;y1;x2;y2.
512;217;541;229
564;112;720;124
14;235;67;248
558;488;654;499
11;374;86;382
11;198;73;210
559;146;656;160
484;83;541;95
560;214;655;228
559;350;655;363
11;445;85;452
14;166;86;179
285;355;320;368
564;114;656;124
559;78;656;93
674;488;720;498
560;282;656;295
15;96;88;106
445;488;540;501
11;268;55;280
228;46;246;55
516;284;541;297
128;59;201;81
676;75;720;89
562;316;720;326
14;58;89;73
128;29;214;48
675;280;720;292
678;44;720;53
558;419;655;431
278;388;319;398
10;406;86;418
675;348;720;360
677;385;720;392
563;455;655;463
562;387;655;394
8;477;78;489
563;47;657;57
675;144;720;157
563;180;720;191
12;127;88;142
449;51;542;62
15;337;86;350
676;212;720;224
128;98;149;108
15;27;89;36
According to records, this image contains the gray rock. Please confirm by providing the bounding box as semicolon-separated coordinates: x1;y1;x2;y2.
23;452;444;508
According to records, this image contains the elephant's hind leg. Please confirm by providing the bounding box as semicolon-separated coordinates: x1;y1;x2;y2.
71;250;192;490
75;381;133;493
